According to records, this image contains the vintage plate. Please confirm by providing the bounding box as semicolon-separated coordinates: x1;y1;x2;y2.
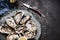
0;10;41;40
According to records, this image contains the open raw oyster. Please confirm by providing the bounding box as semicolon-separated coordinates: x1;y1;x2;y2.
7;34;19;40
0;10;41;40
0;24;15;34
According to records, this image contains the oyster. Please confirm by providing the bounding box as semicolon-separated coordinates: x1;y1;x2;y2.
7;34;19;40
20;15;31;24
24;32;35;39
16;26;24;34
6;17;17;29
26;20;37;32
14;12;23;24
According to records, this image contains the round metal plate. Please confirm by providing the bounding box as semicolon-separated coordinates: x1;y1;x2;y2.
0;10;41;40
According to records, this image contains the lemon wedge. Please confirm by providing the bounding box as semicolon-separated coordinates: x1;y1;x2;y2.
18;36;27;40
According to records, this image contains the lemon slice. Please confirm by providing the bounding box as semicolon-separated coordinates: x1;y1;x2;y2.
10;0;17;3
18;36;27;40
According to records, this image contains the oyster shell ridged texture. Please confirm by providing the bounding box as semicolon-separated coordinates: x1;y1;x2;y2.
0;24;15;34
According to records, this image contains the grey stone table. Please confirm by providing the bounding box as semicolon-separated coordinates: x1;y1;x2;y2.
0;0;60;40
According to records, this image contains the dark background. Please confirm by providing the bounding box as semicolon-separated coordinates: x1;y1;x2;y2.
41;0;60;40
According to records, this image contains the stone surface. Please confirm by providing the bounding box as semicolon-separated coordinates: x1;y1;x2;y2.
0;0;60;40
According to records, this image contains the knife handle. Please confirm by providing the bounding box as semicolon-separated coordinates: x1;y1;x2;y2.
28;7;45;17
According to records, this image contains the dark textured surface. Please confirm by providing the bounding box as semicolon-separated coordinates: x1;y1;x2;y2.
41;0;60;40
0;0;60;40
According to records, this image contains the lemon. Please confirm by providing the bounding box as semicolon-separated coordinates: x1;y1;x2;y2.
10;0;17;3
18;36;27;40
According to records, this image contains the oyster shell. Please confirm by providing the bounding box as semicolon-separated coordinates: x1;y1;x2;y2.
6;17;17;29
0;24;15;34
24;32;35;39
26;20;37;32
20;15;31;24
7;34;19;40
15;26;24;34
14;12;23;24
